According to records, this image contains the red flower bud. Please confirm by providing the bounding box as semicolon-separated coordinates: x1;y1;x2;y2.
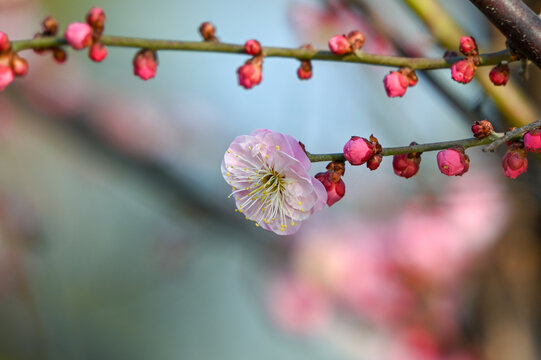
315;171;345;207
89;42;108;62
199;22;216;41
502;145;528;179
383;71;409;97
328;35;351;55
524;129;541;153
393;147;421;179
437;147;469;176
451;59;476;84
237;60;262;89
343;136;375;165
471;119;494;139
133;49;158;80
459;36;477;56
86;7;106;33
367;154;383;170
489;63;509;86
297;60;312;80
244;39;261;56
52;47;67;63
0;64;14;91
0;32;10;52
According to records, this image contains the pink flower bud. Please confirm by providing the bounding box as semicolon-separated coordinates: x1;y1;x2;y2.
0;32;10;52
297;60;312;80
133;49;158;80
471;119;494;139
524;129;541;153
489;63;509;86
502;147;528;179
451;59;476;84
10;54;28;77
315;172;345;207
437;148;469;176
392;152;421;179
199;22;216;41
0;65;14;91
86;7;106;32
89;42;108;62
64;22;93;50
459;36;477;55
237;62;262;89
328;35;351;55
346;30;365;51
383;71;409;97
343;136;375;165
244;39;261;56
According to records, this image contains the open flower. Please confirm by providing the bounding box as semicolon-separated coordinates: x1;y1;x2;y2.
222;129;327;235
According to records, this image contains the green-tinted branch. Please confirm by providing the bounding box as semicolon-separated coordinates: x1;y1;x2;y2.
11;35;513;70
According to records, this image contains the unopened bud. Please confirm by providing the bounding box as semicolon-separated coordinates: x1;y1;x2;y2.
346;30;365;51
86;7;106;33
343;136;375;165
89;42;108;62
328;35;351;55
133;49;158;80
244;39;261;56
0;64;14;91
489;63;509;86
437;147;469;176
524;129;541;153
199;22;216;41
471;119;494;139
10;54;28;77
52;47;67;63
451;59;476;84
42;16;58;36
502;143;528;179
459;36;477;56
383;70;409;97
297;60;312;80
237;58;262;89
0;32;10;52
64;22;93;50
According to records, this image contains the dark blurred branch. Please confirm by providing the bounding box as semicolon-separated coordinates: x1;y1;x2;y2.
469;0;541;68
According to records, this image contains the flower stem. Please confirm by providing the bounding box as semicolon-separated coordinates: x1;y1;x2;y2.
11;35;513;70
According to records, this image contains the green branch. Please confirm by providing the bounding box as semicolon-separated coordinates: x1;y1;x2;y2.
11;35;513;70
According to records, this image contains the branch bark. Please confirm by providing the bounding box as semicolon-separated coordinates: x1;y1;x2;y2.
469;0;541;68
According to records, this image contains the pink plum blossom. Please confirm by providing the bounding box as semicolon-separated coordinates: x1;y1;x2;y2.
222;129;326;235
524;129;541;152
383;71;409;97
437;148;469;176
64;22;93;50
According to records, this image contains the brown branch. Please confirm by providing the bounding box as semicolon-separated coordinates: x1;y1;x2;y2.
469;0;541;68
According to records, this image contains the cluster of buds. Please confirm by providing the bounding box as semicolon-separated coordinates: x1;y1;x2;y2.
500;128;541;179
328;30;365;55
297;44;313;80
238;38;263;89
343;135;383;170
33;16;67;63
392;144;422;179
315;161;346;206
64;7;108;62
0;32;28;91
450;36;479;84
383;67;418;98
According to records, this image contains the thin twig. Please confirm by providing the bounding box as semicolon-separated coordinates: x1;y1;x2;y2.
10;35;513;70
483;119;541;152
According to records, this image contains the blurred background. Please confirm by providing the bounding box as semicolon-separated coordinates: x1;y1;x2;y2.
0;0;541;359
